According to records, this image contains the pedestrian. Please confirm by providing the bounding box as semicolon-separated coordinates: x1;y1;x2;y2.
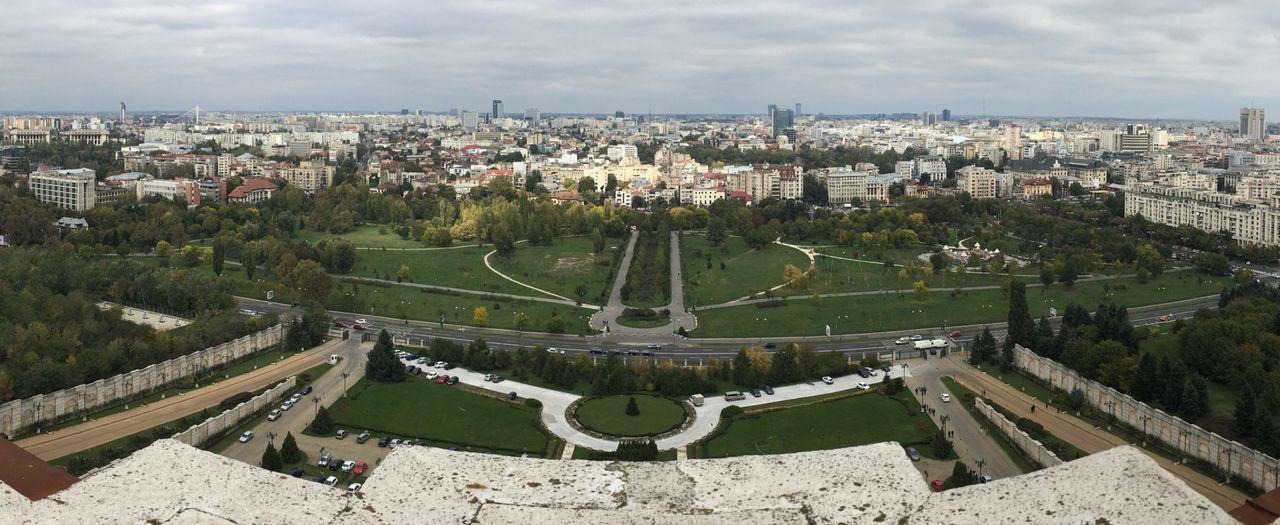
1030;404;1035;413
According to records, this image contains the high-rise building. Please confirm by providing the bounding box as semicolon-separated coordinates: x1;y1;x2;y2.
794;103;801;117
492;100;504;120
767;104;777;120
524;108;540;121
399;109;409;115
1241;107;1266;141
461;111;478;129
772;108;794;138
615;111;625;118
922;112;938;125
29;168;96;211
1119;124;1153;153
942;109;951;121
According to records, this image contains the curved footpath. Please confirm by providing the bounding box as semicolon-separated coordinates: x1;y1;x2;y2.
412;354;909;453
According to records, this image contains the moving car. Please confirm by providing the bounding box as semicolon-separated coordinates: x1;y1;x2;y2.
352;323;367;330
355;318;368;324
895;337;911;345
646;344;660;350
238;431;254;443
267;409;281;421
941;393;952;403
764;342;777;350
905;447;921;461
1158;314;1172;322
949;330;962;338
910;335;923;341
820;376;834;385
332;321;347;328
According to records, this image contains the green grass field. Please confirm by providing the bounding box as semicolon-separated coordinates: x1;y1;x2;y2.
574;395;687;437
328;377;555;457
690;272;1229;338
292;224;449;249
699;391;939;458
489;236;624;304
802;256;1021;296
344;246;536;297
681;235;811;306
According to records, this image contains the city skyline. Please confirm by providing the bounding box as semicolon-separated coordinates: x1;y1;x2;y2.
2;0;1279;119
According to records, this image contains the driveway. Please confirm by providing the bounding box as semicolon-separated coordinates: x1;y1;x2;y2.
902;357;1023;480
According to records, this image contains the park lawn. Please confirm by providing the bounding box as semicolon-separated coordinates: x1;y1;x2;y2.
488;236;624;304
699;391;939;458
681;234;811;307
813;245;936;266
327;377;554;457
345;246;535;297
690;272;1230;338
801;256;1017;296
292;224;441;249
574;395;687;437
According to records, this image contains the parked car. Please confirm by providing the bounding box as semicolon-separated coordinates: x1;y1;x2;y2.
347;483;362;494
442;363;456;370
434;361;447;368
750;387;762;397
930;479;944;492
336;429;348;440
352;461;368;475
425;372;439;380
483;374;494;382
881;364;893;373
763;385;774;395
447;376;459;385
491;376;505;383
288;467;305;478
820;376;834;385
437;375;450;384
318;451;331;466
238;431;254;443
341;460;356;472
979;475;993;483
389;439;400;448
300;385;313;395
280;401;293;411
506;391;518;401
356;432;370;444
905;446;921;461
325;476;338;487
856;382;870;390
267;409;281;421
328;458;343;471
310;475;326;484
290;393;302;403
377;436;391;448
941;393;952;403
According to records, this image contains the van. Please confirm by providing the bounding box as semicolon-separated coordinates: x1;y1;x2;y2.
689;394;705;407
724;391;746;401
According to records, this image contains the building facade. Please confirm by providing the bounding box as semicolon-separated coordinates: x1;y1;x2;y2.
29;168;96;210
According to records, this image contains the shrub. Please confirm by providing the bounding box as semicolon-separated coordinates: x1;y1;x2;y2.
721;405;744;419
219;392;254;410
524;398;543;409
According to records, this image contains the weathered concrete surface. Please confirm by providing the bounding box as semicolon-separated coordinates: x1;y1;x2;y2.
0;440;1236;524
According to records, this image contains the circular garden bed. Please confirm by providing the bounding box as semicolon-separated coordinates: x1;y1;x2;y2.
572;394;688;437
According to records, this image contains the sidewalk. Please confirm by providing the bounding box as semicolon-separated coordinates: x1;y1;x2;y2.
946;356;1248;510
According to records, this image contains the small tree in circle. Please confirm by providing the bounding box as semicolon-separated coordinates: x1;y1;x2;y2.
279;432;302;464
625;396;640;417
260;442;283;471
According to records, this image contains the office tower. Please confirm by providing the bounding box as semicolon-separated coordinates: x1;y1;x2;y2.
399;109;408;115
415;108;423;116
922;112;937;125
772;109;795;138
1241;107;1266;141
795;103;801;117
942;109;951;121
525;108;540;121
492;100;504;120
615;110;625;118
1119;124;1153;153
767;104;777;120
461;111;478;129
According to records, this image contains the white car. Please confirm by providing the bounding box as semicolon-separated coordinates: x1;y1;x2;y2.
910;335;923;341
941;393;952;403
355;318;368;325
820;376;834;385
290;393;302;403
856;382;870;390
895;337;911;345
434;361;447;368
324;476;338;487
238;431;253;443
280;401;293;411
483;374;494;382
267;409;281;421
425;372;439;380
341;460;356;472
347;483;362;494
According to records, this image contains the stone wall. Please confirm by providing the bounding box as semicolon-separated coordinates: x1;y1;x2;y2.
974;398;1063;468
0;324;284;438
1014;344;1280;490
171;377;295;448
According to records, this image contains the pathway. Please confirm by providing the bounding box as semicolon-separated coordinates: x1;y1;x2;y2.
941;355;1248;510
588;230;638;333
17;337;352;461
340;273;593;309
902;358;1023;480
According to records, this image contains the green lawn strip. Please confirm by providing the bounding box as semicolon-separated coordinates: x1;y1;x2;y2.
803;256;1015;296
329;278;596;334
571;447;677;461
681;235;810;307
623;231;670;308
488;236;624;303
690;272;1229;338
291;224;440;249
346;246;532;297
573;395;687;437
326;377;554;457
938;377;1037;473
697;389;943;458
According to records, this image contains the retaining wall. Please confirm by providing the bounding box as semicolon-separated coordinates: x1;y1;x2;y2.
1014;344;1280;490
171;377;296;448
974;398;1063;468
0;324;285;437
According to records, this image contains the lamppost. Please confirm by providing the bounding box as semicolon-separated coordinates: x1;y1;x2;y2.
341;372;350;397
268;431;278;445
312;396;321;416
976;458;986;477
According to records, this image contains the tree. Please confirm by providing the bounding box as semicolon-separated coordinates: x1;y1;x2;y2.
1131;353;1160;402
1039;267;1054;288
513;312;530;332
288;260;332;304
260;442;283;471
591;228;606;254
365;329;405;382
398;264;410;282
1000;336;1016;372
625;396;640;416
931;431;954;459
547;316;566;333
309;405;334;434
1007;280;1035;348
783;264;804;288
707;218;727;247
243;250;257;281
279;432;302;464
473;306;489;327
156;240;171;257
1236;386;1258;437
912;280;929;301
970;327;997;365
211;241;225;276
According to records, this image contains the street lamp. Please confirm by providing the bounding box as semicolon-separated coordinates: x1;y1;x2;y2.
976;458;986;477
341;372;350;397
312;396;321;416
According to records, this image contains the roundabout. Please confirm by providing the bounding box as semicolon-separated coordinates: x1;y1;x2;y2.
572;394;689;438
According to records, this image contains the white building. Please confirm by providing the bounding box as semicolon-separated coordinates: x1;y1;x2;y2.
606;144;638;162
29;168;96;210
1125;183;1280;247
956;166;997;199
678;187;725;207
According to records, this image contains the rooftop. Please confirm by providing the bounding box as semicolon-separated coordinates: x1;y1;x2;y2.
0;440;1230;524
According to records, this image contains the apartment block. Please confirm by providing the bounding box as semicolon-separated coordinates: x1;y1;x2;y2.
29;168;96;210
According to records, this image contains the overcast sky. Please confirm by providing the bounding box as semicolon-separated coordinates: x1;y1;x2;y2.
1;0;1277;119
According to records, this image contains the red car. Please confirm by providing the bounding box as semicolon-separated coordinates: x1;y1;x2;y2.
436;375;450;384
352;461;368;475
930;479;944;492
949;331;961;338
352;323;367;330
332;321;347;328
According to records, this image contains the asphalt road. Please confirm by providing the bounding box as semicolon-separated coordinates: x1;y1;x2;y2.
904;358;1023;480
